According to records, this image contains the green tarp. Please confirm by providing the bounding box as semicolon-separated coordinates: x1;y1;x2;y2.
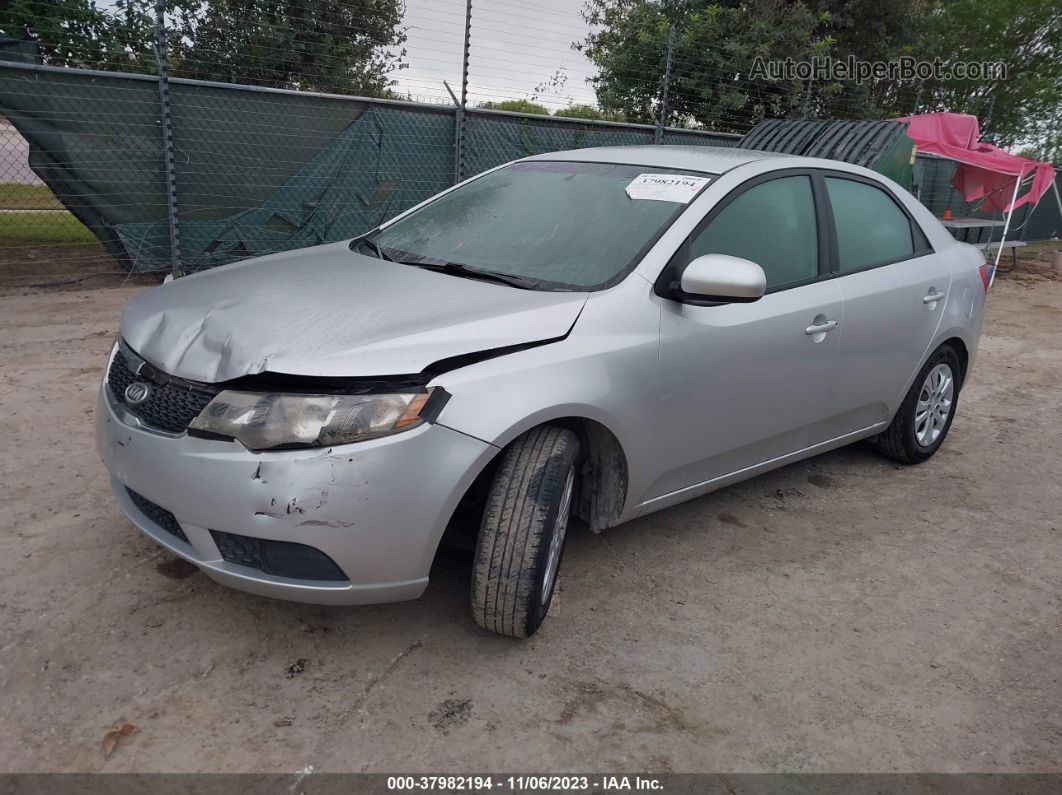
0;62;736;272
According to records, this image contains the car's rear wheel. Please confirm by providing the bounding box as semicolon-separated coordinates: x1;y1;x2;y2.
873;344;962;464
471;425;579;638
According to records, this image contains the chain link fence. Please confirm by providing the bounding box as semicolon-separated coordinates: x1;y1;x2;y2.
0;0;1059;288
0;60;742;284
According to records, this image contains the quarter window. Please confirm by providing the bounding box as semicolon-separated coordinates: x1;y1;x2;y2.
687;175;818;290
826;177;915;272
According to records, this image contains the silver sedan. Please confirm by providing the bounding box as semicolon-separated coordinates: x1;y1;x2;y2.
96;146;987;637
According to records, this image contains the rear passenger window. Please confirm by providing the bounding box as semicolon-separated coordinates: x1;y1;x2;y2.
688;175;818;290
826;177;915;272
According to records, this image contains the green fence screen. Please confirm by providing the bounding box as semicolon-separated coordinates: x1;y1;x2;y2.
0;61;1057;275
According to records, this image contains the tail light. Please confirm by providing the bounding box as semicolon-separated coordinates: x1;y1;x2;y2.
978;262;991;293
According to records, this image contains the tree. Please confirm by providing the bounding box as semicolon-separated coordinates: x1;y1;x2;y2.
171;0;407;97
1;0;161;72
2;0;408;97
913;0;1062;149
578;0;824;132
1021;105;1062;165
554;103;626;122
578;0;1062;147
808;0;930;120
477;99;551;115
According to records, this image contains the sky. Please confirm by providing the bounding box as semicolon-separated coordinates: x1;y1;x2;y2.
389;0;601;111
94;0;601;110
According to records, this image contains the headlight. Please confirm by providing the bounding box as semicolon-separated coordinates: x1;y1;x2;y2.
188;389;435;451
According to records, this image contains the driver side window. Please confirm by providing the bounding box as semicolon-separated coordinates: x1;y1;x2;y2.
688;175;819;290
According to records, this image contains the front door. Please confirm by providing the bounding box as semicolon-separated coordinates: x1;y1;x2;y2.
649;172;843;501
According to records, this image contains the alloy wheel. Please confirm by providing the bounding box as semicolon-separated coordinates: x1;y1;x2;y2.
541;465;575;605
915;363;954;447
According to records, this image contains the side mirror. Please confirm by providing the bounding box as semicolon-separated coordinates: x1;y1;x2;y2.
678;254;767;303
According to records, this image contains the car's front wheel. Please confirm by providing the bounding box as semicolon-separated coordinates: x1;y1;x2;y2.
471;425;579;638
873;344;962;464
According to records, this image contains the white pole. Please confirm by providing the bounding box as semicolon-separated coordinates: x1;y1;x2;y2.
989;165;1026;288
1053;176;1062;221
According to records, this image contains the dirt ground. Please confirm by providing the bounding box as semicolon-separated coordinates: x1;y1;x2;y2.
0;244;160;295
1;252;1060;774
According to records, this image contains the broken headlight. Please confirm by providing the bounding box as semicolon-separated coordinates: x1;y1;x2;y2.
188;389;434;451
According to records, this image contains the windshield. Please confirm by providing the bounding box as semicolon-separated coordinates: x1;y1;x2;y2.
369;161;713;290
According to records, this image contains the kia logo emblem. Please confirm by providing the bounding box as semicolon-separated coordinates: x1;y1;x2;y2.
124;381;152;405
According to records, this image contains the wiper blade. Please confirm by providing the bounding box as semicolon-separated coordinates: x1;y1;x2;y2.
352;237;394;262
407;261;541;290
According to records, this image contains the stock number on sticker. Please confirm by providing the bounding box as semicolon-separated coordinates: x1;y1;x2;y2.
625;173;711;203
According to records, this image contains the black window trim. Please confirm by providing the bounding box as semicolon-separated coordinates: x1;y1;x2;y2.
655;167;938;306
654;167;830;305
816;169;935;277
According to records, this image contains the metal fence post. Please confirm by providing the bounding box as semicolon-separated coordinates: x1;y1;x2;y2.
453;0;472;185
655;24;676;145
152;0;182;278
982;93;996;142
801;77;814;117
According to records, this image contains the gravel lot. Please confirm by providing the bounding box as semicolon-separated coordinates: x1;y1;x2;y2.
1;259;1060;773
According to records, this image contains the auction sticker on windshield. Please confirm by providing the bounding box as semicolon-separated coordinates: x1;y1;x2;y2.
625;173;711;203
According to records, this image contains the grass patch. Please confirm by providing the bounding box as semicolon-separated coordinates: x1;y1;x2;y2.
0;182;65;211
0;211;100;246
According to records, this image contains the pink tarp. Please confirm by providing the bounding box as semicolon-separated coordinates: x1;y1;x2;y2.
895;112;1055;212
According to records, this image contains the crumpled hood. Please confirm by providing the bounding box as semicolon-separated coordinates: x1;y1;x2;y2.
121;241;589;383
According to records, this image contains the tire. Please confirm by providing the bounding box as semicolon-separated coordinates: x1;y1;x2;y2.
873;344;962;465
471;425;580;638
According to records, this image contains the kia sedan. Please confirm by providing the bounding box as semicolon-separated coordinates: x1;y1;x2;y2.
96;146;986;637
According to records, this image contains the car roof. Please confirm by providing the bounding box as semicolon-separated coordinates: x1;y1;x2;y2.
521;145;793;175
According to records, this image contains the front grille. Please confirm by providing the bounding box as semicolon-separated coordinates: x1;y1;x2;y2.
211;530;347;582
125;488;189;543
107;344;215;434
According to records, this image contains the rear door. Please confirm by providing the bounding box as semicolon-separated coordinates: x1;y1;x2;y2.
820;172;952;435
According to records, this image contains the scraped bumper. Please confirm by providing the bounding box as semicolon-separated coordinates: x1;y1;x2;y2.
95;386;495;605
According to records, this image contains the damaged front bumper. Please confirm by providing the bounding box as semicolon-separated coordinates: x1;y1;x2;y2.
95;385;496;605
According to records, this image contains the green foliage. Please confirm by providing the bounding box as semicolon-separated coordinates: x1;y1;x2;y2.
171;0;407;96
579;0;1062;146
579;0;821;132
810;0;929;121
1016;116;1061;165
0;0;161;72
477;99;551;115
1;0;408;97
554;104;626;122
914;0;1062;149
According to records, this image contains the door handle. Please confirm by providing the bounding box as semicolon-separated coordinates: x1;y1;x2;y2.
923;290;946;304
805;320;838;335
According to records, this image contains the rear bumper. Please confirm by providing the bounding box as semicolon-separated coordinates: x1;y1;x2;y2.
95;385;496;605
